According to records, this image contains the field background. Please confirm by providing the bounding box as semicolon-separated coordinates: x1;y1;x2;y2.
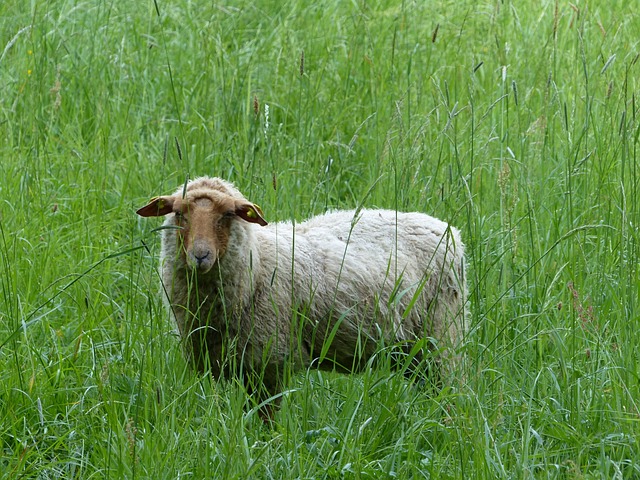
2;0;639;478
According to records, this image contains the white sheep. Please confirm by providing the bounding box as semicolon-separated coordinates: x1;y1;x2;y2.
137;176;467;416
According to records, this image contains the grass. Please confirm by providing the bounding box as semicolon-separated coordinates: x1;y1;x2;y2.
1;0;640;477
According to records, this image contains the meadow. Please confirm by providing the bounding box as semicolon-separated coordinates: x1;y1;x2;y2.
1;0;639;477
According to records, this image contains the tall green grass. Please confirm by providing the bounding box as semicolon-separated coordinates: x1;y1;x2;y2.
1;0;639;477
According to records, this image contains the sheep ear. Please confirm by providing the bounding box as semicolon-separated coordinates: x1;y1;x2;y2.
236;202;268;226
136;196;175;217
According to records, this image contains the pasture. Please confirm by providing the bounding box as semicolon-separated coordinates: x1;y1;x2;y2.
1;0;639;478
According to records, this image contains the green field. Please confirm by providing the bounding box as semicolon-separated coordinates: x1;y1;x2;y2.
2;0;639;478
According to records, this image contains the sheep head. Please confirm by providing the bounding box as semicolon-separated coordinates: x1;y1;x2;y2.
137;190;267;274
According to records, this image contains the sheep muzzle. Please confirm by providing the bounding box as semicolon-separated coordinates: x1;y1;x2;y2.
187;239;216;273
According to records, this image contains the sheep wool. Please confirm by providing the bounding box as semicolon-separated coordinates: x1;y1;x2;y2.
137;177;467;413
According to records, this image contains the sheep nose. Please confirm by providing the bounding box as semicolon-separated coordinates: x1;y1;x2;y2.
189;240;215;272
194;251;210;266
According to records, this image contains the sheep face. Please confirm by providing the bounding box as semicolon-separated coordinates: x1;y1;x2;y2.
136;190;268;274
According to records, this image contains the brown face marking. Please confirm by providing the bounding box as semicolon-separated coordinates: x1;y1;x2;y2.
137;182;267;273
174;195;236;274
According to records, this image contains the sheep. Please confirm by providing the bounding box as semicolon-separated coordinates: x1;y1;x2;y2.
137;176;467;417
